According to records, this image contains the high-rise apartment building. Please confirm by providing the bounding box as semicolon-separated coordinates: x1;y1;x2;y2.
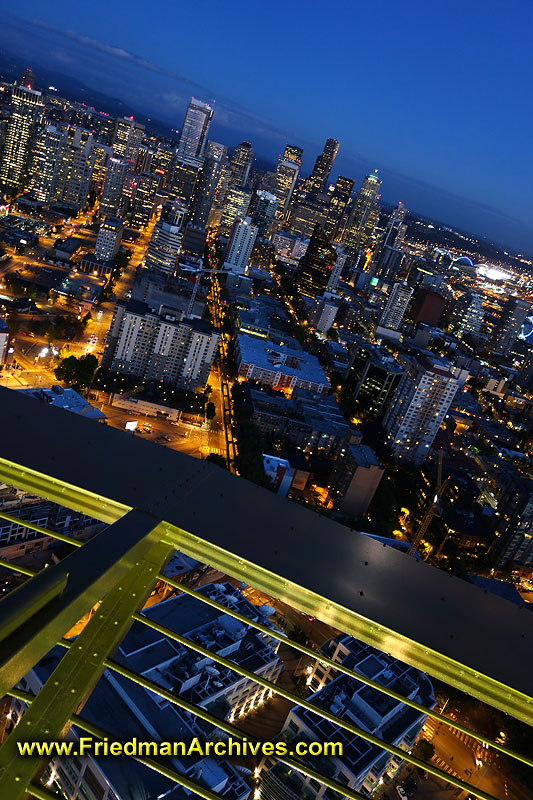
229;141;254;187
491;297;530;356
296;223;337;298
304;137;339;195
249;189;279;237
94;216;124;262
103;299;219;390
144;199;186;276
0;85;44;188
448;291;484;338
112;117;145;165
224;217;258;272
219;186;252;236
379;281;413;330
176;98;213;160
130;172;160;228
383;356;459;467
99;156;128;217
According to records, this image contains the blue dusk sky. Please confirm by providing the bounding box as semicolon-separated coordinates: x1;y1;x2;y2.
0;1;532;254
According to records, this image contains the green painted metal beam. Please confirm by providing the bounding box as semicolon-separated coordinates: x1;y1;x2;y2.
0;539;173;799
0;509;165;700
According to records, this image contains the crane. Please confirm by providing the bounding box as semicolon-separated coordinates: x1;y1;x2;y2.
185;267;219;317
407;450;448;557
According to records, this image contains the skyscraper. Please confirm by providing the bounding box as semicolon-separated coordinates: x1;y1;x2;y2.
342;170;381;251
448;291;484;338
283;143;303;164
273;156;300;216
224;217;258;272
176;98;213;161
130;172;161;228
379;282;413;330
144;199;186;276
325;175;354;239
20;68;36;90
26;124;66;203
99;157;128;217
491;297;530;356
304;137;339;195
229;141;254;187
383;357;459;467
186;151;224;228
296;223;337;298
112;118;145;165
249;190;279;237
219;186;252;236
0;85;44;189
53;127;96;208
170;158;201;206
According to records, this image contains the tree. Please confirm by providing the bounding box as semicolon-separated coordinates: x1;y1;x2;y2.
205;402;216;421
55;354;98;391
413;739;435;763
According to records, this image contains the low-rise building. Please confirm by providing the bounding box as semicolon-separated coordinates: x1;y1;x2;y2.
327;443;384;517
236;334;329;395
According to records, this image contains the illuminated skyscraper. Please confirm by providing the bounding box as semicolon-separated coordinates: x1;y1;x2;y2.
325;175;354;239
26;124;66;203
224;217;258;272
342;171;381;251
219;186;252;236
304;138;339;195
283;143;303;165
296;223;337;298
53;127;96;208
20;68;36;90
229;141;254;187
187;151;224;228
177;98;213;160
0;85;44;189
130;172;161;228
448;291;484;338
249;190;279;237
145;199;186;276
100;157;128;217
491;297;530;356
379;282;413;330
94;217;124;262
112;118;145;165
273;156;300;216
170;158;201;206
383;357;459;467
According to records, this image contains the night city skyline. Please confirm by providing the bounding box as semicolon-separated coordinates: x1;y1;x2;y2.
0;2;532;254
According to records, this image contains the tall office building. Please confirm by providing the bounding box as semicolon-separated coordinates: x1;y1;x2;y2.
26;124;66;203
383;357;459;467
328;443;384;517
249;190;279;237
170;158;201;205
219;186;252;236
448;291;484;338
144;199;186;276
224;217;258;272
130;172;160;228
176;98;213;160
342;170;381;251
99;156;128;217
304;137;339;195
21;68;36;90
103;299;219;391
53;126;96;208
150;144;175;187
325;175;354;238
296;223;337;298
112;118;145;165
90;142;112;192
0;85;44;189
382;201;407;250
491;297;530;356
273;156;300;216
229;141;254;187
374;245;404;284
187;152;224;228
94;216;124;262
283;143;303;164
379;281;413;330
